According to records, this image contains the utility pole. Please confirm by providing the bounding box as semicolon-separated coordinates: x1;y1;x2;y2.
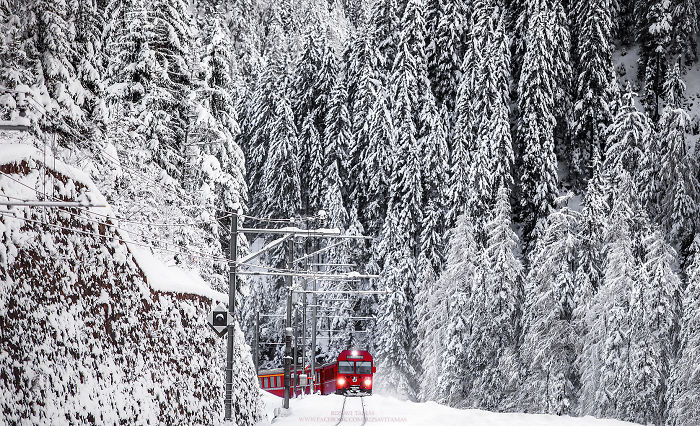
283;239;293;409
301;245;308;395
293;306;299;396
254;309;259;373
224;214;238;421
310;236;319;393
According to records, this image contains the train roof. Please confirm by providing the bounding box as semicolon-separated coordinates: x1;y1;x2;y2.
337;349;373;361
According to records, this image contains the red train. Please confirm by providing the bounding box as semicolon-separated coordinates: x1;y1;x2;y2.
258;349;375;397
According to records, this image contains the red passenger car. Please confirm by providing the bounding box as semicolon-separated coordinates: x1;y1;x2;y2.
258;349;375;397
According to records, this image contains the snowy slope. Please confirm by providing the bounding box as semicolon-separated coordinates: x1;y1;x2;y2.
258;393;638;426
0;133;261;424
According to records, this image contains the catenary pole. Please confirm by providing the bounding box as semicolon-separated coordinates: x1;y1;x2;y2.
310;236;319;393
254;309;260;373
224;213;238;420
283;239;293;409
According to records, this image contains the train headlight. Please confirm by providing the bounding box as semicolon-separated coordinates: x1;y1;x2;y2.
364;378;372;387
337;377;346;387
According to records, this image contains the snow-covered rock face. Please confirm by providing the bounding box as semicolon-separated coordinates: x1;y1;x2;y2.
0;148;261;425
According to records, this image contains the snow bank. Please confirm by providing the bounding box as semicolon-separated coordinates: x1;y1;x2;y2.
259;393;637;426
129;246;227;304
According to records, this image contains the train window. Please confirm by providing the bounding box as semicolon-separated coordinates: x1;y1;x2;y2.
356;362;372;374
276;376;281;387
339;361;354;374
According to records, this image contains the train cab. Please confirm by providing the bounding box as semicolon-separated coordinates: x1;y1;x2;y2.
335;349;375;396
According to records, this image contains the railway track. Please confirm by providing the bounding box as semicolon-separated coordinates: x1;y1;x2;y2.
334;395;367;426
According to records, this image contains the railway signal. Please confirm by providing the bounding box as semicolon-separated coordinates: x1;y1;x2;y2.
207;304;228;337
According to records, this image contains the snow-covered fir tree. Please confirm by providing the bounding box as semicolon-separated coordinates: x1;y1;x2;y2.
569;0;616;188
426;0;467;110
637;0;672;119
517;6;560;249
624;228;680;424
466;7;513;221
466;186;523;410
603;84;650;180
520;201;579;415
641;64;699;243
434;215;482;406
667;235;700;425
260;85;301;220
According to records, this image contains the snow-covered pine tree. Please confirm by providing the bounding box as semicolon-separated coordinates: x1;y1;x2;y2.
260;87;301;220
292;28;325;211
240;25;290;215
446;23;481;227
414;199;445;401
572;153;608;383
603;84;650;180
300;113;325;212
106;0;194;180
520;202;579;415
387;0;427;252
637;0;672;119
421;98;449;208
514;0;571;141
667;235;700;425
569;0;616;188
517;6;559;250
413;99;448;368
376;1;431;397
394;0;431;130
292;28;324;130
466;7;513;222
427;0;467;110
575;152;607;305
466;186;523;410
186;14;248;279
376;209;419;399
669;0;698;65
369;0;400;73
578;171;641;419
303;33;337;146
30;0;87;135
358;82;394;235
434;215;482;406
655;65;698;243
324;73;353;209
0;0;38;122
625;228;680;424
350;24;393;235
72;0;106;133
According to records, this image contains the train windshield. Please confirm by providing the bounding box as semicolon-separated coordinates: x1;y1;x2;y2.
338;361;354;374
356;361;372;374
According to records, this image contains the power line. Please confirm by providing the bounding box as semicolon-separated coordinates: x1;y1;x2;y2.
0;210;229;263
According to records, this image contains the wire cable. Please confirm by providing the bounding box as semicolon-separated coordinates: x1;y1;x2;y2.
0;210;230;262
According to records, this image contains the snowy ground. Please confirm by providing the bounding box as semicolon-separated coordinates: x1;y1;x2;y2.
257;392;637;426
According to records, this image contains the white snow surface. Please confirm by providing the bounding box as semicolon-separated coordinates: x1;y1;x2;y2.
0;139;227;304
130;245;227;303
258;392;638;426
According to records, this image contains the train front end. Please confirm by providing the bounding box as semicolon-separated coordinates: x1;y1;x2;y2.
335;349;375;396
